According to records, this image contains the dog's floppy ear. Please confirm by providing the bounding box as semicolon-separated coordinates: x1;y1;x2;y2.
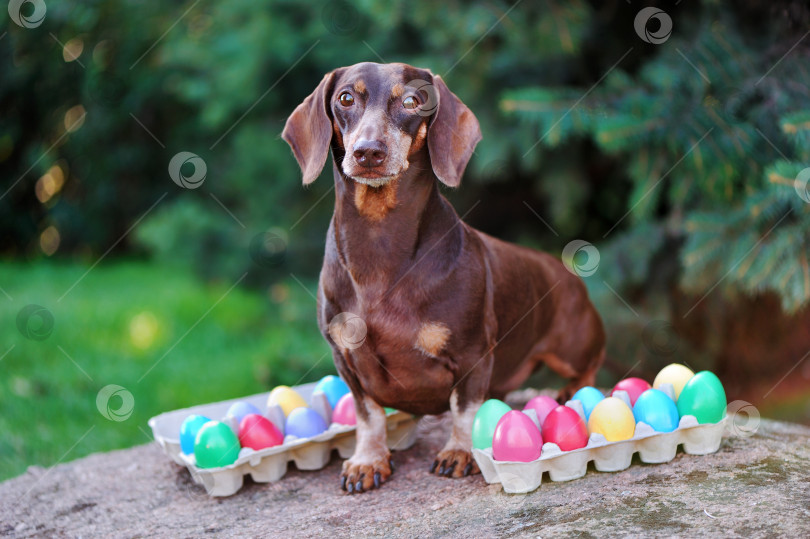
282;71;337;185
427;75;482;187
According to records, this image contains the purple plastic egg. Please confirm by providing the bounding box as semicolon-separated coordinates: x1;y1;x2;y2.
492;410;543;462
285;407;328;439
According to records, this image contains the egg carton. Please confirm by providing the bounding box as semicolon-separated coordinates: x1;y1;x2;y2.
473;408;727;494
148;382;419;496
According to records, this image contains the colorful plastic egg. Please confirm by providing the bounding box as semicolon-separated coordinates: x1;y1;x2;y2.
179;414;211;455
676;371;726;424
570;386;604;421
588;397;636;442
267;386;308;416
653;364;695;400
541;405;589;451
611;377;652;406
194;420;241;469
332;393;357;426
492;410;543;462
226;401;262;424
472;399;512;450
238;413;284;450
633;389;679;432
523;395;558;428
285;407;328;438
313;375;350;409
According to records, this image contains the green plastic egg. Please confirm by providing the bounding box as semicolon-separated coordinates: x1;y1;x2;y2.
472;399;512;450
194;420;241;469
676;371;726;424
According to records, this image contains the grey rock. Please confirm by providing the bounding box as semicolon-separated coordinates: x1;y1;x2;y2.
0;417;808;538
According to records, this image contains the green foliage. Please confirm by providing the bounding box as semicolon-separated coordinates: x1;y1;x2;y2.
0;260;330;480
503;5;810;313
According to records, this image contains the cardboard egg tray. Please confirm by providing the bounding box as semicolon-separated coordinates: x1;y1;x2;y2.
148;382;419;496
473;407;727;494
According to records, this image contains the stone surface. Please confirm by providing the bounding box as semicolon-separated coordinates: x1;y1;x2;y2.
1;415;809;538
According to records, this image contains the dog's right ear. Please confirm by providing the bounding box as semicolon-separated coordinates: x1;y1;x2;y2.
282;71;337;185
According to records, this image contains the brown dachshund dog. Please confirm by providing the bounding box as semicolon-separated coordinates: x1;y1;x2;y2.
282;62;605;493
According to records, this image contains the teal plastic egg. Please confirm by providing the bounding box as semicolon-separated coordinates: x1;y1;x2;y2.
194;420;241;469
471;399;512;450
180;414;211;455
313;375;350;409
676;371;726;424
633;389;679;432
571;386;604;421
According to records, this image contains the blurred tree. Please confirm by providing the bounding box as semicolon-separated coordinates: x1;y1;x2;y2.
3;0;809;391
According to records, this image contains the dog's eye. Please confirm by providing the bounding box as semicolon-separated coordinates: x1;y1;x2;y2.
338;92;354;107
402;96;420;110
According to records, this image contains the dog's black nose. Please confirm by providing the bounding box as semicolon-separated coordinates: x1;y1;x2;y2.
353;140;388;168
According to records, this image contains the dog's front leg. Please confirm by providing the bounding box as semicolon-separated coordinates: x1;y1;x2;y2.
430;388;483;478
341;395;392;493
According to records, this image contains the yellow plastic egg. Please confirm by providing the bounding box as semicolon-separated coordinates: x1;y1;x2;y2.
653;363;695;400
267;386;307;417
588;397;635;442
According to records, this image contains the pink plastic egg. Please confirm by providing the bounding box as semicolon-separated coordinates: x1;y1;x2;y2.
331;393;356;426
492;410;543;462
542;405;589;451
238;414;284;450
611;377;652;406
523;395;558;428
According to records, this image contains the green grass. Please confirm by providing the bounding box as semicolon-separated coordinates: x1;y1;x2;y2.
0;260;333;481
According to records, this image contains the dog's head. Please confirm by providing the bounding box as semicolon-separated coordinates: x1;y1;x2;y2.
282;62;481;188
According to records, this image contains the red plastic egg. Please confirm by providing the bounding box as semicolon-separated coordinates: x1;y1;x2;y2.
541;405;589;451
238;414;283;450
611;377;652;406
332;393;356;426
492;410;543;462
523;395;558;428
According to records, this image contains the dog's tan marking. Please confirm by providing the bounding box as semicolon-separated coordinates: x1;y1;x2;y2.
409;122;428;156
391;83;404;98
354;179;399;222
353;79;366;94
415;321;451;356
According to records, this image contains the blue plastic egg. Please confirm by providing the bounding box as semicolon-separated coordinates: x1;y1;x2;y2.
313;375;350;409
180;414;211;455
285;407;328;439
571;386;605;421
226;401;262;424
633;389;679;432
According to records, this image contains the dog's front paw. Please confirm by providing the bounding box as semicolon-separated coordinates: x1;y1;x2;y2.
340;453;393;494
430;448;479;478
